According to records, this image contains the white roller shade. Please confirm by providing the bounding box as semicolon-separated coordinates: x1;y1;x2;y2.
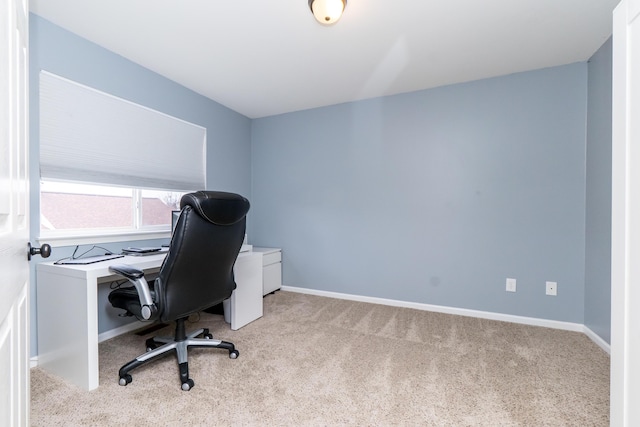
39;71;206;191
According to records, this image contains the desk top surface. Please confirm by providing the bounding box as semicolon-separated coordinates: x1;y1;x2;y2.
37;252;168;279
37;247;260;280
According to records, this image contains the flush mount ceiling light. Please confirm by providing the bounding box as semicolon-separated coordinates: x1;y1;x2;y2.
308;0;347;25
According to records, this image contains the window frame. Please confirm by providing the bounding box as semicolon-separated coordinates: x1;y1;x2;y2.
38;179;186;248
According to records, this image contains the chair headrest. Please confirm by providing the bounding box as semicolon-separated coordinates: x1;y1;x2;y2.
180;191;250;225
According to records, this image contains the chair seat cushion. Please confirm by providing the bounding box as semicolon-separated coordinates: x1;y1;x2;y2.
109;284;157;320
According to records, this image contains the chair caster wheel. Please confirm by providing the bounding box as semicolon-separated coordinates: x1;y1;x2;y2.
181;379;194;391
145;338;157;352
204;333;213;339
119;374;132;386
229;349;239;359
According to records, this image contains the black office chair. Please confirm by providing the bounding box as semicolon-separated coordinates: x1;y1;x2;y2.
108;190;250;391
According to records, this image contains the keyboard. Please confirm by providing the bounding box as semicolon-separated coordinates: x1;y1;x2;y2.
54;254;124;265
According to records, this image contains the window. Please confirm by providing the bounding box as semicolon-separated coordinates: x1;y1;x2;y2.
40;181;185;234
38;71;206;242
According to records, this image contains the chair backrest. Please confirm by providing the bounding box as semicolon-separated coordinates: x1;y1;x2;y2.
154;191;250;322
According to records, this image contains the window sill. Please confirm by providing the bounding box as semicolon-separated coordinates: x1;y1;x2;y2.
37;230;171;248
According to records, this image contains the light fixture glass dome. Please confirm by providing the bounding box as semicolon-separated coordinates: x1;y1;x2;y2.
309;0;346;25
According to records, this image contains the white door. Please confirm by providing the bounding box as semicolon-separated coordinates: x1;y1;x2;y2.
612;0;640;425
0;0;30;425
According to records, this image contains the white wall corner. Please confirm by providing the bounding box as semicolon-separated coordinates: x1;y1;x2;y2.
583;325;611;355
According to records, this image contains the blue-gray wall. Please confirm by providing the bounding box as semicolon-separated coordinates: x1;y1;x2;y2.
251;64;589;323
28;14;614;357
585;38;613;343
28;15;252;356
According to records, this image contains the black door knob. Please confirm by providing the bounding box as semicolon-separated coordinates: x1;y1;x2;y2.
28;243;52;260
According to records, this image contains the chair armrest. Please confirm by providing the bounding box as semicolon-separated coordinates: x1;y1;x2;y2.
109;264;144;280
109;264;157;320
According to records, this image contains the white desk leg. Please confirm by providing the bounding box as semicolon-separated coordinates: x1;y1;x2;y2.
230;253;263;330
37;271;99;390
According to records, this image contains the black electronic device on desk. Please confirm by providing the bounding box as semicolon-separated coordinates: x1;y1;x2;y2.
122;247;165;256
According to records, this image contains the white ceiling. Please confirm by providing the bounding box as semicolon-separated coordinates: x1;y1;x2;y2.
29;0;619;119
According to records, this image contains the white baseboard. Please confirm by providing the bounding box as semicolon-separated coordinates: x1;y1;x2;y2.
31;288;609;368
583;325;611;354
282;286;610;353
98;321;143;343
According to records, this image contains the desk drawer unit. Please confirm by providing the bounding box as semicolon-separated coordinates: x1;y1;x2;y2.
252;247;282;295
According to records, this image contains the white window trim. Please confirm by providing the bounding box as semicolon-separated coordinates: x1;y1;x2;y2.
38;180;184;246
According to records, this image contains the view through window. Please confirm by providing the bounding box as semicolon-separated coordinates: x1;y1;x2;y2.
40;181;184;233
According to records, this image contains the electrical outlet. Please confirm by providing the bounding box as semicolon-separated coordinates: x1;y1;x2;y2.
546;281;557;296
506;278;517;292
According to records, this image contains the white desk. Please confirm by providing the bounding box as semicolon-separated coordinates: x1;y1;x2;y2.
36;251;263;390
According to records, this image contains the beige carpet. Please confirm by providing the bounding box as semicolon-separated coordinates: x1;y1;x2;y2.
31;291;610;426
